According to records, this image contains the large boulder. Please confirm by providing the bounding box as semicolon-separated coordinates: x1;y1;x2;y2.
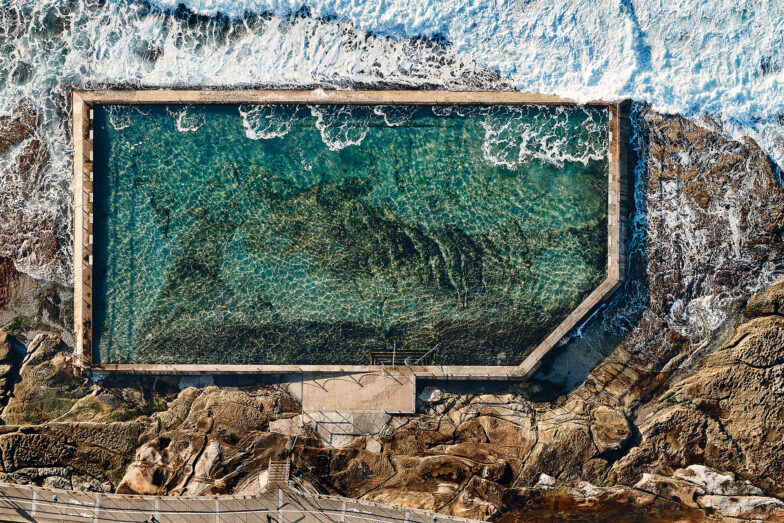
117;386;299;495
1;332;90;425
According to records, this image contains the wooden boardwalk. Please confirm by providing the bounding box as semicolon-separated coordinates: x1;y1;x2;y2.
0;483;478;522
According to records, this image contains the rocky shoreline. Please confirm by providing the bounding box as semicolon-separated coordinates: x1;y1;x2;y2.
0;105;783;521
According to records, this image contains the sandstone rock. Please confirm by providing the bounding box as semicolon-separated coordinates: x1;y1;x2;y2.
2;332;91;425
365;435;382;453
363;455;473;511
0;330;11;361
745;278;784;317
475;415;536;473
608;285;784;495
634;472;706;507
589;406;631;454
674;465;763;496
442;476;504;520
536;473;556;487
498;484;710;522
117;386;298;496
696;494;784;519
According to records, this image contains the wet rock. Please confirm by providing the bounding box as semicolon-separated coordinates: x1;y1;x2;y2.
1;332;91;425
15;138;48;184
0;108;37;151
0;256;23;311
497;484;710;522
0;107;59;284
0;212;59;280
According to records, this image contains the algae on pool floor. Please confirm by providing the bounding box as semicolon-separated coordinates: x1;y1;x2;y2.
92;103;608;366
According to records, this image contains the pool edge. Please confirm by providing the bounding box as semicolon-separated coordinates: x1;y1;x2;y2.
72;90;629;379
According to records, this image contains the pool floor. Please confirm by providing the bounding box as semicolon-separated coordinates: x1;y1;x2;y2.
92;103;608;366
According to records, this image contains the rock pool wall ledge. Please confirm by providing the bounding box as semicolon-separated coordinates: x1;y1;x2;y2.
72;90;628;379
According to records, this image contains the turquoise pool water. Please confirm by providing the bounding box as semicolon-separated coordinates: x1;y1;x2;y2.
92;103;608;365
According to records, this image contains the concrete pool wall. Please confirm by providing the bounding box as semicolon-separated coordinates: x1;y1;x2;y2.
73;89;628;379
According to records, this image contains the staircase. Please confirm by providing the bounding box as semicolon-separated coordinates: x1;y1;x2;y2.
302;410;362;448
266;458;290;490
370;348;437;365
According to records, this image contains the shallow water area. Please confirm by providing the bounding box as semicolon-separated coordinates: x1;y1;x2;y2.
92;103;608;365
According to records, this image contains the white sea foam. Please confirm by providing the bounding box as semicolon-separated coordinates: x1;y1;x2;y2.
106;106;133;131
239;105;300;140
479;105;607;169
309;105;369;151
149;0;784;168
373;105;416;127
167;106;206;132
0;0;502;284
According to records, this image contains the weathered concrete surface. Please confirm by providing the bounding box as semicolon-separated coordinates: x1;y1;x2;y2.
75;89;589;105
302;370;415;413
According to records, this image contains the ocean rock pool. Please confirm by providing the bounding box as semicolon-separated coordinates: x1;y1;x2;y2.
92;103;608;366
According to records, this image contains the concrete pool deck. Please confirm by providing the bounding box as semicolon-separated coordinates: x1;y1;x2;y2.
73;89;628;383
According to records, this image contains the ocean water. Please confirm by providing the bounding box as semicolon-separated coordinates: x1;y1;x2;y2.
92;103;608;365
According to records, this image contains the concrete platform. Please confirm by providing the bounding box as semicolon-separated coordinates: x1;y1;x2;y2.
301;369;415;413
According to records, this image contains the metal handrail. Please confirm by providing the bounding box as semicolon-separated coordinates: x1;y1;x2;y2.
0;482;479;522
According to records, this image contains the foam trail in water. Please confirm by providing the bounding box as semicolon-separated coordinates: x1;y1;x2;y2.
479;105;607;169
166;106;206;132
309;105;370;151
239;105;300;140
